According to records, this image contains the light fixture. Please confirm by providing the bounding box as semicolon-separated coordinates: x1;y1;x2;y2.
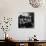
29;0;44;8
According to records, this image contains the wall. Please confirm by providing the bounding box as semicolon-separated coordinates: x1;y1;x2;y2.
0;0;46;40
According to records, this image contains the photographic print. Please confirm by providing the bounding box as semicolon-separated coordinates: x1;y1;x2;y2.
18;12;34;28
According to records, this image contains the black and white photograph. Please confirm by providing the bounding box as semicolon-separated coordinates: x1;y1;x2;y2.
18;12;34;28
